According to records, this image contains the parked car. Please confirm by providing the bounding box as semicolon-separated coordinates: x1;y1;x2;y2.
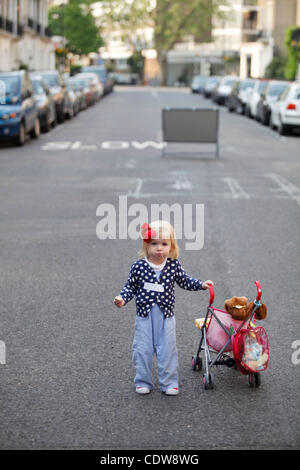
204;76;220;98
38;71;73;123
67;77;87;111
81;65;114;94
67;85;79;117
75;72;103;101
256;80;291;125
109;72;139;85
0;70;40;145
269;80;300;135
75;77;94;107
190;75;207;93
29;73;56;132
227;78;255;114
212;76;239;105
245;79;269;118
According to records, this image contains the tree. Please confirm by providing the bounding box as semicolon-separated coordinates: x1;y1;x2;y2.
264;56;288;79
284;26;300;81
48;1;103;56
102;0;223;85
153;0;220;85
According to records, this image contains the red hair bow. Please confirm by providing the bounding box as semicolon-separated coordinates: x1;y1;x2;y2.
141;223;156;243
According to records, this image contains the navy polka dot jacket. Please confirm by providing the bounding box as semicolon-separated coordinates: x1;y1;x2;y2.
120;258;203;318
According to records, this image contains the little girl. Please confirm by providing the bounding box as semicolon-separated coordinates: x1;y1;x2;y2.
114;220;213;395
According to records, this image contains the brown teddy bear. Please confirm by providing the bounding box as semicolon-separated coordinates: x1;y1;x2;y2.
224;296;267;321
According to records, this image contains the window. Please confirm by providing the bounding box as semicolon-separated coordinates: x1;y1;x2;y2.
294;88;300;100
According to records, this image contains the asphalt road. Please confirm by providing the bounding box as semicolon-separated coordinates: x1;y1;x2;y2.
0;86;299;450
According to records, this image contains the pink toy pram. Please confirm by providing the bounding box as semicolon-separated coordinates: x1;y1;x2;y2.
192;281;269;389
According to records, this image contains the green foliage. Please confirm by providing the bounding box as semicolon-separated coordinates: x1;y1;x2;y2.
264;56;288;79
127;50;144;75
284;26;300;81
48;2;103;56
153;0;222;54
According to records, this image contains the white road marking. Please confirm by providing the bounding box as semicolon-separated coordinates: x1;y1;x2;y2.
131;141;166;149
71;141;97;150
222;177;251;199
128;178;143;198
168;171;193;191
266;173;300;206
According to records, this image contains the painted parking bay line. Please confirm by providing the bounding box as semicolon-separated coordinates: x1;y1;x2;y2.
266;173;300;207
222;177;251;199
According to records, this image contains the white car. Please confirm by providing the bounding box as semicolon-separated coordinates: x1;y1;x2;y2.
270;80;300;135
204;76;220;98
75;72;104;101
212;76;239;105
245;79;269;119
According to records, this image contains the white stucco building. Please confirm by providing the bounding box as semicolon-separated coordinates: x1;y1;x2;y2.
0;0;55;72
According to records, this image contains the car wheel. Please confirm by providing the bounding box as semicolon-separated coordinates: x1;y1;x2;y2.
29;117;40;138
51;113;57;128
278;118;290;136
57;107;65;123
14;121;26;146
42;113;52;133
269;114;276;130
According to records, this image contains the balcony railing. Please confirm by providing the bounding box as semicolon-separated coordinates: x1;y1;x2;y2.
17;24;24;36
28;17;36;29
0;16;14;34
44;26;52;37
0;15;48;38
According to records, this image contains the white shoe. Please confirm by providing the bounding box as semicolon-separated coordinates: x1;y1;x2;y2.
136;387;151;395
165;387;179;395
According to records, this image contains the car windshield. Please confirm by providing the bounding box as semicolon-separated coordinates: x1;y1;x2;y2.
223;79;236;86
0;76;21;99
68;80;79;90
79;78;90;87
241;81;255;90
42;74;59;87
193;77;205;84
31;80;45;95
268;84;288;96
82;67;106;80
258;81;268;93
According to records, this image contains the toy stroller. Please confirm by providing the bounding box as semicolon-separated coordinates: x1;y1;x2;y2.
192;281;269;389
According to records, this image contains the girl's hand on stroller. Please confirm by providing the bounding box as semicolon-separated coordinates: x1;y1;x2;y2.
202;280;214;290
114;296;125;308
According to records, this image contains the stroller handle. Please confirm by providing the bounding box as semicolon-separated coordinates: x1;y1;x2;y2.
255;281;262;301
208;284;215;305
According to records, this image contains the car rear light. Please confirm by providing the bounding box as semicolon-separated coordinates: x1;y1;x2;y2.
286;103;296;110
10;112;17;118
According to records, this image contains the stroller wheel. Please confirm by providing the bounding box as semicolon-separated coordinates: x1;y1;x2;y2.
192;356;202;371
203;373;214;390
248;372;261;388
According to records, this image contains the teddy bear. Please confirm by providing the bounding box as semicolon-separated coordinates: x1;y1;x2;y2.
224;296;267;321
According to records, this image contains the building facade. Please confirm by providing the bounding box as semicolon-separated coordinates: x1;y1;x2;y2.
240;0;300;78
0;0;55;72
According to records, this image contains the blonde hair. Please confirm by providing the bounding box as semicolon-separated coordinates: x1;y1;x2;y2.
138;220;179;259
